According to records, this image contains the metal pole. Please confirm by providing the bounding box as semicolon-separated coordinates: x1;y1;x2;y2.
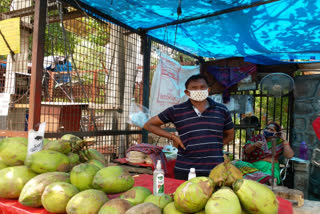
28;0;47;131
142;34;151;143
271;137;276;190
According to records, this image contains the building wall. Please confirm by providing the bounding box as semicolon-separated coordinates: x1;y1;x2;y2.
292;74;320;158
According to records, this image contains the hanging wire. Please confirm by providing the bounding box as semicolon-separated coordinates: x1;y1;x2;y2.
172;0;182;54
72;0;90;19
70;0;116;110
162;26;168;43
57;1;74;101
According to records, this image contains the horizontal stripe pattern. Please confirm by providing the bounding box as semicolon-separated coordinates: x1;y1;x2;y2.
158;98;234;174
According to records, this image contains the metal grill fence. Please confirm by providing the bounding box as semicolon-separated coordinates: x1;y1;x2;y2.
0;0;33;133
0;0;293;162
226;91;293;160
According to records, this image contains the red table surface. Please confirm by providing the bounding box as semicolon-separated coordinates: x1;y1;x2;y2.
0;174;292;214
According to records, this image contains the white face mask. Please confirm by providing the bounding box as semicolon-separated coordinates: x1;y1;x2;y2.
188;90;208;101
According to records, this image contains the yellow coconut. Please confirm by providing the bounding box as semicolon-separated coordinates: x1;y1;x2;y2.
205;187;241;214
66;189;108;214
98;198;132;214
0;166;37;198
209;155;243;187
41;182;79;213
0;160;7;170
19;172;70;207
174;177;215;213
163;202;185;214
233;179;279;214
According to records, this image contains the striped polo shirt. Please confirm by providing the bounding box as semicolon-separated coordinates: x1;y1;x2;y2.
158;97;234;174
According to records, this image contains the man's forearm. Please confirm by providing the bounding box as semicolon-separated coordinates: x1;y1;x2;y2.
223;134;234;145
223;128;235;145
143;123;172;139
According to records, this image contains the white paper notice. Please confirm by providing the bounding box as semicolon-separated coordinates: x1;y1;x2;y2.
0;93;10;116
27;122;46;156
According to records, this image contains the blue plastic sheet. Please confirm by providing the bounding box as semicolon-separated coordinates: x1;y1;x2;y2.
76;0;320;64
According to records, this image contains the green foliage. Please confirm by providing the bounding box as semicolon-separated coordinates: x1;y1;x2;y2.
79;71;105;86
45;22;76;56
72;18;109;71
254;94;289;129
85;18;110;47
0;0;12;13
172;52;197;64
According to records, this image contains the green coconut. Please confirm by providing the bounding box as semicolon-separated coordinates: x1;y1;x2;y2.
86;148;106;164
43;138;50;146
98;198;132;214
174;177;215;213
125;202;162;214
92;166;134;194
25;150;70;173
205;187;241;214
0;166;37;199
0;160;7;169
0;137;28;166
144;194;173;210
68;152;80;167
233;179;279;214
43;140;72;154
70;163;100;191
119;186;152;205
19;172;70;207
61;134;82;143
163;202;185;214
66;189;108;214
88;159;105;169
41;182;79;213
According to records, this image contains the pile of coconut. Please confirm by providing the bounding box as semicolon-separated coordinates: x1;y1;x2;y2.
0;136;279;214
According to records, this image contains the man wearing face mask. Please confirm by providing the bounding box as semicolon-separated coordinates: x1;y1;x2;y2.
233;122;294;185
143;74;235;180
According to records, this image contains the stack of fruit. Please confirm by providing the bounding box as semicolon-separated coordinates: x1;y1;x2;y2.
0;136;279;214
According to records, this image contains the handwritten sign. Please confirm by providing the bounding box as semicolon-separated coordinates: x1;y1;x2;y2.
0;17;20;55
27;122;46;156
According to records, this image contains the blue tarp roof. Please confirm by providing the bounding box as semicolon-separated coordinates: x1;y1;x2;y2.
72;0;320;64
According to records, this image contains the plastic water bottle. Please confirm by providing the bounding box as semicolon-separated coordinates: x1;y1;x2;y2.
188;168;196;180
153;160;164;196
299;141;308;160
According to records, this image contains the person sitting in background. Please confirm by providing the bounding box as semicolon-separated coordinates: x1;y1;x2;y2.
233;122;294;185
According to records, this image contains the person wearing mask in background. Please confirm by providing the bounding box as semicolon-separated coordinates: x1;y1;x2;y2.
144;74;235;180
233;122;294;185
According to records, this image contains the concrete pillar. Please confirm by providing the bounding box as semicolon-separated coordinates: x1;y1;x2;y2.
293;160;310;199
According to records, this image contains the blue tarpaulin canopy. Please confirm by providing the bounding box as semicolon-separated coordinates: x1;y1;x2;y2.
69;0;320;64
